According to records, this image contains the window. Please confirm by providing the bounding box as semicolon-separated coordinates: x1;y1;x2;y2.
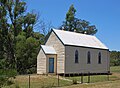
75;50;78;63
87;51;91;64
98;52;101;64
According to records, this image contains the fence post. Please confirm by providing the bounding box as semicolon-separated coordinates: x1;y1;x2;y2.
81;73;83;84
107;71;110;81
58;74;59;87
88;72;90;83
29;75;30;88
107;72;109;81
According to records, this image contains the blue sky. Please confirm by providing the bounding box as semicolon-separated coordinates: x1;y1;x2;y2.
26;0;120;51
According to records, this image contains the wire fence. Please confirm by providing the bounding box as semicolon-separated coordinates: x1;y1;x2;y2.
13;73;113;88
0;73;119;88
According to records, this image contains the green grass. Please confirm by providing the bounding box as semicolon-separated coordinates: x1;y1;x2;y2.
65;66;120;83
66;75;119;83
110;66;120;73
3;66;120;88
3;75;72;88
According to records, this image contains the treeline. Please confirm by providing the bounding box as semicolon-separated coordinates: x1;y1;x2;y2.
0;0;46;74
110;51;120;66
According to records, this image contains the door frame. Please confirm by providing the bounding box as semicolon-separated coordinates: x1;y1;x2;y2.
49;57;54;73
46;54;57;74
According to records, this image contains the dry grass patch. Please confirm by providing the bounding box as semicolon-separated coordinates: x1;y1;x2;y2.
3;66;120;88
62;80;120;88
4;74;72;88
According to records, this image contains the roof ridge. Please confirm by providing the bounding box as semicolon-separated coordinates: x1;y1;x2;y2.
52;28;95;37
52;28;108;50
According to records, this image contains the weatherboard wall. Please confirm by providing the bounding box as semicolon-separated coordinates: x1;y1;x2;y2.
37;49;46;74
45;31;65;73
65;45;110;74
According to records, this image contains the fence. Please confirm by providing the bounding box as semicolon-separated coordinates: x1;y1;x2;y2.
20;73;111;88
1;71;120;88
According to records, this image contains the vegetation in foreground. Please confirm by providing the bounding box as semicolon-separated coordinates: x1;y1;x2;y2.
65;66;120;83
2;66;120;88
4;75;72;88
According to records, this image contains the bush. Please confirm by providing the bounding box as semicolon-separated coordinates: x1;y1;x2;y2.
110;59;120;66
110;51;120;66
72;79;77;84
0;76;8;87
0;69;17;87
15;83;20;88
27;67;36;74
6;80;14;86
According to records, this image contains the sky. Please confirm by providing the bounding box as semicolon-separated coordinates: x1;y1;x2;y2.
26;0;120;51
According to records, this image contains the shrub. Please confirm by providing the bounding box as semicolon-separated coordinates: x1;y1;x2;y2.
0;69;17;87
72;79;77;84
15;83;20;88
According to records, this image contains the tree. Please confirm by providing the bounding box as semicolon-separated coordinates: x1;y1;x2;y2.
15;32;44;74
0;0;45;74
60;4;97;35
110;51;120;66
0;0;35;69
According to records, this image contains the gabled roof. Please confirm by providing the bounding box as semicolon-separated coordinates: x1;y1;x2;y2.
52;29;108;50
41;45;56;54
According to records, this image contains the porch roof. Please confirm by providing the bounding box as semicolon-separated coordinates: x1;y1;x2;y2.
41;45;56;54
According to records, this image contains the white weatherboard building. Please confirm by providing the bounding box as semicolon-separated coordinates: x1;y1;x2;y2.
37;29;110;75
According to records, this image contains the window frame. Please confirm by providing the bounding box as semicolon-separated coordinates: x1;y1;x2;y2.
87;51;91;64
75;50;79;63
98;52;102;64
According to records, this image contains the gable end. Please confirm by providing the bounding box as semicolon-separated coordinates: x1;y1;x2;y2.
45;28;65;46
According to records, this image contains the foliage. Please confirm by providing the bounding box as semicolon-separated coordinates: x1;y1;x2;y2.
0;69;17;87
72;79;77;84
16;33;44;74
0;0;45;74
60;4;97;35
110;51;120;66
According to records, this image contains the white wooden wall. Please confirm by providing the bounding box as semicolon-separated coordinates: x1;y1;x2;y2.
37;49;46;74
65;46;110;74
46;32;65;73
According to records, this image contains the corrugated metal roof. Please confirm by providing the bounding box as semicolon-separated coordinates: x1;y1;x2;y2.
53;29;108;50
41;45;56;54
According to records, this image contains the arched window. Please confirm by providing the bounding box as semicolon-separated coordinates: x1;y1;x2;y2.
75;50;78;63
98;52;101;64
87;51;91;64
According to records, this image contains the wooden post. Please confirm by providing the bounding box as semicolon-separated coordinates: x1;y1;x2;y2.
107;73;109;81
63;73;65;77
107;71;110;81
58;74;59;87
28;75;30;88
88;72;90;83
81;73;83;84
69;74;70;77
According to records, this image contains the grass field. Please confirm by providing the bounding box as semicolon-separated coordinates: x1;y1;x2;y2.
4;75;72;88
3;66;120;88
65;66;120;83
110;66;120;73
66;75;118;83
63;66;120;88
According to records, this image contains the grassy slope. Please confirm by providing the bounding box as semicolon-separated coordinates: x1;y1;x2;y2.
63;66;120;88
3;66;120;88
66;75;118;83
110;66;120;73
63;80;120;88
4;75;72;88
